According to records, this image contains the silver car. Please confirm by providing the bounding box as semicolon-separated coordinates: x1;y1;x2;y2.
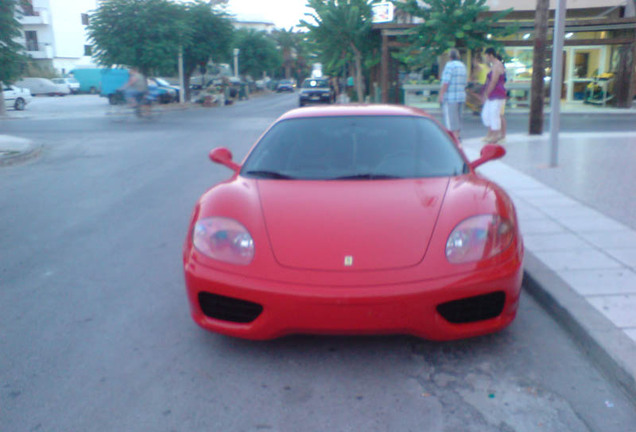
2;84;33;110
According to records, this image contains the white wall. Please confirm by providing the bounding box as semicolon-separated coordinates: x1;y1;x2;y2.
49;0;96;59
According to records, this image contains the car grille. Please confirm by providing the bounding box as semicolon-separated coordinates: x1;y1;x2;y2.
198;292;263;323
436;292;505;324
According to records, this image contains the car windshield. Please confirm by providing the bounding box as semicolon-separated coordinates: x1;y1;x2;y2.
52;79;63;84
241;116;467;180
302;79;329;89
155;78;170;86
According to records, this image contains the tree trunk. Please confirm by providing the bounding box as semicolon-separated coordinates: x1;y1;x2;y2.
0;82;6;116
614;41;635;108
184;74;191;103
184;65;197;102
529;0;549;135
352;44;363;103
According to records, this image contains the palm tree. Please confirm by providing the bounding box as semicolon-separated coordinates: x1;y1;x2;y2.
302;0;376;102
273;28;297;79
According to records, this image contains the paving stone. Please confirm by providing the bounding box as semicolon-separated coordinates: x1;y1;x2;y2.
533;249;624;271
587;295;636;328
557;269;636;296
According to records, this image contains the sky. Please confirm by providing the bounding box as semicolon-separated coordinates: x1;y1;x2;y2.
226;0;314;30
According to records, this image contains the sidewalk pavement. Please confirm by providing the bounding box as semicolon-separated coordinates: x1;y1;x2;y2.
0;134;40;165
1;107;635;401
463;136;636;403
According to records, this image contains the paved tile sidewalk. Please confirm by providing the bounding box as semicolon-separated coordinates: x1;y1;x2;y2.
464;138;636;400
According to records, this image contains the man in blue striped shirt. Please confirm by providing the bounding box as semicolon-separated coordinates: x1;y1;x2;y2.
438;49;467;142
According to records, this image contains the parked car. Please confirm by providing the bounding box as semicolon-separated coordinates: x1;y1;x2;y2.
14;77;70;96
276;79;295;92
52;77;80;94
298;77;334;106
182;104;523;340
2;84;32;110
149;78;179;103
69;68;103;94
99;70;172;104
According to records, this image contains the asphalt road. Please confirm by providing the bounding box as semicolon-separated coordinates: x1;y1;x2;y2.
1;93;635;431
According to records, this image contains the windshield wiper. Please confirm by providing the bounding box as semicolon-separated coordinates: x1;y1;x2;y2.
331;173;403;180
243;170;296;179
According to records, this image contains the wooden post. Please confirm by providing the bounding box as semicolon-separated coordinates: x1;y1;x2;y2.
529;0;549;135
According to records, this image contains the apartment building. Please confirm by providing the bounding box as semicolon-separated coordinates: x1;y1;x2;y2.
18;0;98;75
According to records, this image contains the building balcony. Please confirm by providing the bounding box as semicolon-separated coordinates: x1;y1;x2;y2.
18;8;50;26
27;45;54;60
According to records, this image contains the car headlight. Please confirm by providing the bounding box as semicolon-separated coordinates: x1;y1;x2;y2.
193;217;254;265
446;215;514;264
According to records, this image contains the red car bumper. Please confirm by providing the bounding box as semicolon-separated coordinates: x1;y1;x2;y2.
183;257;523;341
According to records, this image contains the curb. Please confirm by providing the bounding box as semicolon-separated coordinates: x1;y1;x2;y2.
0;142;41;167
523;251;636;403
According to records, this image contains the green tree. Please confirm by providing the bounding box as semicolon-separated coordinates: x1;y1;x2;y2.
395;0;516;69
88;0;189;76
273;28;307;79
302;0;379;102
234;29;280;80
1;0;26;115
181;0;234;99
291;35;313;83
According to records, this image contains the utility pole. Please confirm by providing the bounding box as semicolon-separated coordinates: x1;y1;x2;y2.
549;0;567;167
233;48;240;78
529;0;549;135
178;46;185;104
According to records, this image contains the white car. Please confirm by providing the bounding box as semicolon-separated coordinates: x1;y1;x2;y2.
14;77;70;96
2;84;33;110
52;77;80;94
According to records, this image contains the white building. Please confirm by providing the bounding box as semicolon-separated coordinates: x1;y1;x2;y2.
17;0;98;75
233;18;276;33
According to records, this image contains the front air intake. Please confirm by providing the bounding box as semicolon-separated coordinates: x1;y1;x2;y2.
436;292;505;324
198;292;263;323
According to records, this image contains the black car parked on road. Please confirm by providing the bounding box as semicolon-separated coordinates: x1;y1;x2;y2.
298;77;335;106
276;79;296;92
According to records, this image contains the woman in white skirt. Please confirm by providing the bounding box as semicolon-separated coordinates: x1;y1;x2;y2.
481;48;507;143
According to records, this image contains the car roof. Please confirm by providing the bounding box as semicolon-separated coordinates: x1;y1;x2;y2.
279;104;432;121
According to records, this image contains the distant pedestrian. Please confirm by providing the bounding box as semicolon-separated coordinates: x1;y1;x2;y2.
438;49;467;142
481;48;507;143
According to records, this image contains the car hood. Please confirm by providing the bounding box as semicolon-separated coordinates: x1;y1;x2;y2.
257;179;449;271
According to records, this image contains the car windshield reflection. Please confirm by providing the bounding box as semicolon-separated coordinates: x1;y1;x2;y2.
241;116;467;180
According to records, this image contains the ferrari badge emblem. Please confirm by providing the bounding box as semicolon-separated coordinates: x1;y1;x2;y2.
344;256;354;266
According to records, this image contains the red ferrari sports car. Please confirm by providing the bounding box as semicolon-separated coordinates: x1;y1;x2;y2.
183;105;524;340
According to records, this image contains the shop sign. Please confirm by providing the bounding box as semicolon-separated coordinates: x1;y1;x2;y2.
372;2;394;23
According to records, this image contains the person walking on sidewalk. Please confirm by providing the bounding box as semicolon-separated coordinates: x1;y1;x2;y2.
438;49;467;142
481;48;507;143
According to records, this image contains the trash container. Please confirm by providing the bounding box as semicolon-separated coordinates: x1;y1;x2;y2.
239;83;249;100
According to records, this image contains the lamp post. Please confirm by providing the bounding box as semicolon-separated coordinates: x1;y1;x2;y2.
233;48;240;78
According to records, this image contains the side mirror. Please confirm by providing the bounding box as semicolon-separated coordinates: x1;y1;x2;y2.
209;147;240;172
469;144;506;170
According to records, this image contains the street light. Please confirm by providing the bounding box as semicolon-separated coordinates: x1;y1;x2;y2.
233;48;240;78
